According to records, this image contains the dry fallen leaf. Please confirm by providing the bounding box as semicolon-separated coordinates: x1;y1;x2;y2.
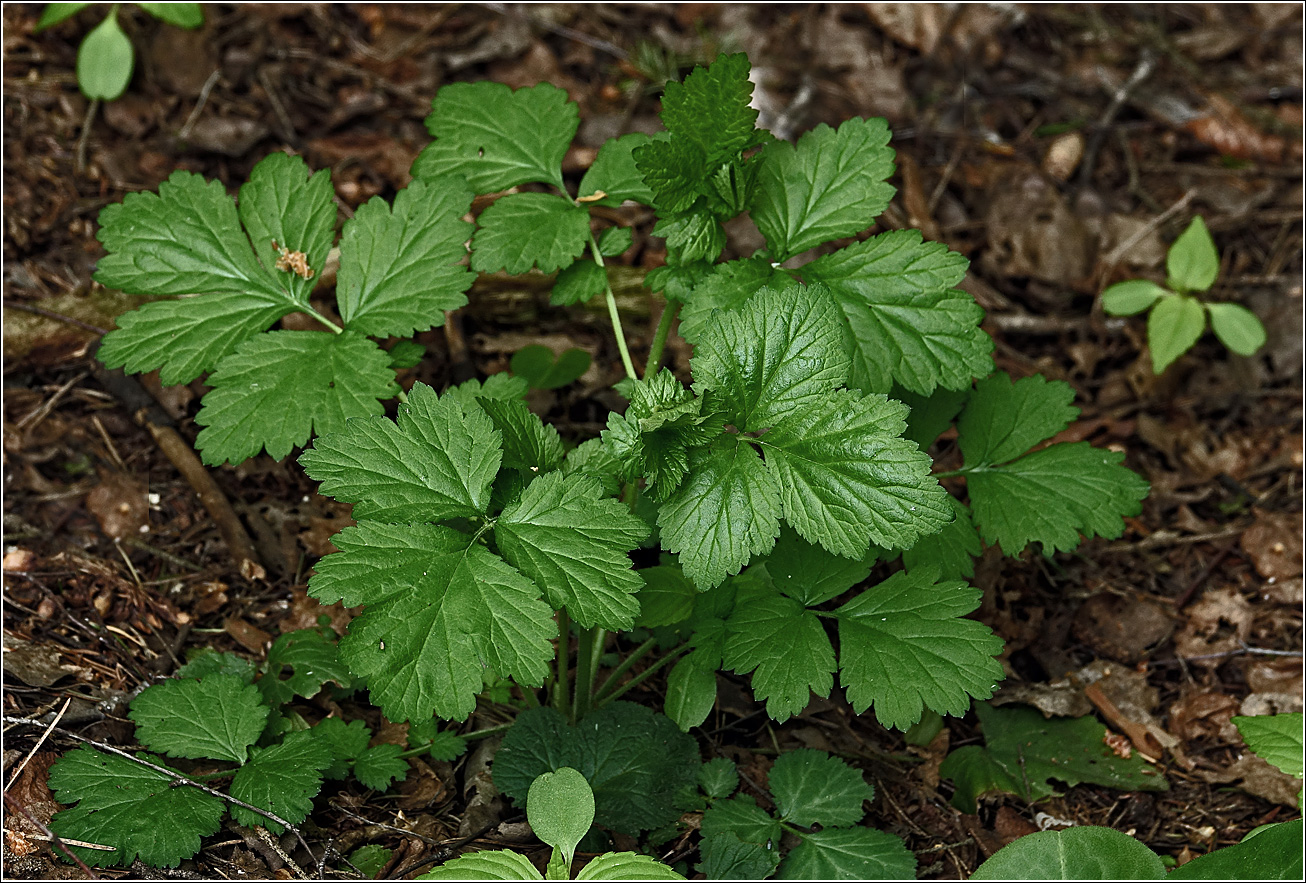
1169;690;1242;742
1240;510;1304;580
1174;587;1253;664
1198;752;1302;807
1071;593;1174;664
981;170;1094;290
3;751;62;856
85;469;150;540
2;632;84;687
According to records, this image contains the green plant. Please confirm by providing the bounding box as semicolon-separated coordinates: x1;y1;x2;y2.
1102;215;1267;374
967;712;1303;880
44;627;424;868
420;767;684;880
35;3;204;101
83;52;1154;872
692;749;917;879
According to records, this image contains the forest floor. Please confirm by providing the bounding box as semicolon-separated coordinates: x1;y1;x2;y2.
3;4;1303;880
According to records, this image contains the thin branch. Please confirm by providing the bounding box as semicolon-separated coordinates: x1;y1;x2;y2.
5;698;71;791
1077;51;1157;189
1;301;109;335
75;99;99;174
178;69;222;141
3;791;102;878
1100;188;1198;271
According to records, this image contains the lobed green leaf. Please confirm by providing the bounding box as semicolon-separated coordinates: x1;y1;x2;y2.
957;372;1079;468
301;382;501;524
723;581;834;722
701;797;782;846
768;748;873;829
352;743;409;791
336;178;475;337
752;117;895;262
311;522;553;722
258;627;352;706
676;257;794;344
1233;713;1303;778
471;192;590;274
474;396;565;473
229;730;332;833
692;283;850;431
580;133;656;206
940;703;1169;813
803;230;992;395
128;673;268;764
698;834;780;880
496;471;649;630
778;827;916;881
97;293;291;387
195;330;398;466
835;567;1004;730
760;389;950;557
665;654;718;732
238;152;337;306
413;81;577;191
658;437;781;590
762;527;876;607
48;748;226;868
901;495;981;580
966;442;1148;555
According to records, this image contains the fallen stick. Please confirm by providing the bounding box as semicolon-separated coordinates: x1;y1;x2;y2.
88;347;266;582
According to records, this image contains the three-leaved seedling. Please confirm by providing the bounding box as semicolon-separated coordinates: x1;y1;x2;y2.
75;52;1152;872
1103;215;1267;374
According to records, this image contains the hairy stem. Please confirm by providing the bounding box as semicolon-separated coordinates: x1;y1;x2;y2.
573;626;599;720
643;299;681;380
518;682;541;708
555;608;572;721
593;642;691;707
395;723;514;759
302;304;344;334
591;233;638;379
591;636;657;701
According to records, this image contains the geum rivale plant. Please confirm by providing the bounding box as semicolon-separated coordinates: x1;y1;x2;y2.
294;52;1148;733
87;53;1150;858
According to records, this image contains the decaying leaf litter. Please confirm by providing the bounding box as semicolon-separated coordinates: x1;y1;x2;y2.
2;4;1301;879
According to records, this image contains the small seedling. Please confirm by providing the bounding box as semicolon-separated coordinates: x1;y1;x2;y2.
1102;216;1267;374
35;3;204;101
419;767;684;880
